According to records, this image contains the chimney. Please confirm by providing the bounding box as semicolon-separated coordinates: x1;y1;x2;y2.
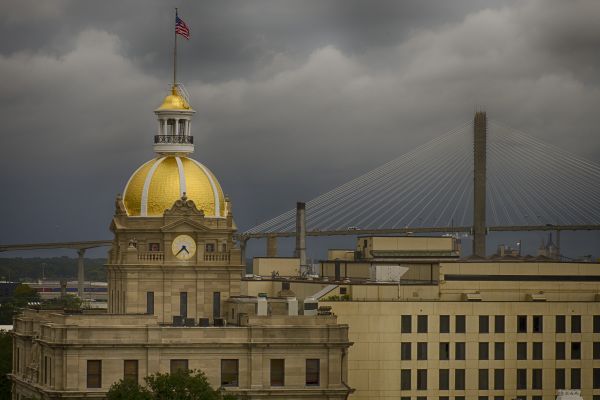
294;202;307;268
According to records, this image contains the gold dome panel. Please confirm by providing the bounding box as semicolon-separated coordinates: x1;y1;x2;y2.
123;156;225;217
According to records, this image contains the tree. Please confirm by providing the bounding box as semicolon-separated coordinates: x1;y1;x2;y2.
0;331;12;400
107;369;237;400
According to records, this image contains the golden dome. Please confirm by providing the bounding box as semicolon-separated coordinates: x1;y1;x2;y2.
123;156;226;217
156;87;192;111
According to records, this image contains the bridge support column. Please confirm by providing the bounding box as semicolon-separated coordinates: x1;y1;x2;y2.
473;111;487;257
266;235;277;257
294;202;307;268
77;249;85;298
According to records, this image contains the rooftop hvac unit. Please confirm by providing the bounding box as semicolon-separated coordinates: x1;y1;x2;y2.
256;297;268;316
369;265;409;282
303;297;318;316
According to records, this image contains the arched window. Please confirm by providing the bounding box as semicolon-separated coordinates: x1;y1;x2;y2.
178;119;187;136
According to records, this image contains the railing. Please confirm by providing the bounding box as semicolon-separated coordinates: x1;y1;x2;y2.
154;135;194;144
138;251;164;262
204;252;230;262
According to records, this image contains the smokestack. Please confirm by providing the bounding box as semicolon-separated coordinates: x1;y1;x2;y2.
294;202;307;268
472;111;487;257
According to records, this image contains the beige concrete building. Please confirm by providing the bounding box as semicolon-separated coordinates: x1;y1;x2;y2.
10;85;353;400
245;236;600;400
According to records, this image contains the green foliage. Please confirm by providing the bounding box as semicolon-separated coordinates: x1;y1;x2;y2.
107;369;237;400
40;294;82;311
0;284;41;324
0;257;107;282
323;294;351;301
0;331;12;400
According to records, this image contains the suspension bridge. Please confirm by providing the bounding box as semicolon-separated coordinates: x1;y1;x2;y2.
241;112;600;257
2;111;600;278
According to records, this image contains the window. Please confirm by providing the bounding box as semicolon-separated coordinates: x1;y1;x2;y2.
532;315;543;333
149;242;160;251
401;315;412;333
439;369;449;390
517;342;527;360
146;292;154;315
270;359;284;387
494;397;504;400
532;342;543;360
417;342;428;360
494;315;505;333
571;315;581;333
556;342;566;359
87;360;102;389
221;359;239;387
478;369;488;390
456;397;465;400
571;368;581;389
594;316;600;333
494;342;504;360
439;342;450;360
532;369;542;389
571;342;581;359
339;287;347;295
44;356;48;385
180;292;188;318
221;243;227;252
479;342;489;360
417;315;428;333
305;359;320;386
417;369;427;390
170;359;188;373
440;315;450;333
401;397;410;400
479;316;489;333
516;369;526;389
479;397;488;400
205;243;215;253
455;369;465;390
556;315;566;333
401;369;411;390
455;342;466;360
440;397;449;400
455;315;466;333
517;315;527;333
555;369;565;389
401;342;412;360
494;369;504;390
594;342;600;359
594;368;600;389
124;360;138;382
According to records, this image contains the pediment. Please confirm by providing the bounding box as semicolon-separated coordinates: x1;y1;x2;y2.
161;218;210;233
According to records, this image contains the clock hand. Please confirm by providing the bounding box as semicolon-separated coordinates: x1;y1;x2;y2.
182;247;189;254
175;247;185;256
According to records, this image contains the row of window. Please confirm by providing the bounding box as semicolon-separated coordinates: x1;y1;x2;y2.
145;242;227;252
400;368;600;390
401;341;592;360
400;315;598;334
86;358;321;389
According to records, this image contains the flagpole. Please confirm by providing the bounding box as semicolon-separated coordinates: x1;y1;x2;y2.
173;8;178;88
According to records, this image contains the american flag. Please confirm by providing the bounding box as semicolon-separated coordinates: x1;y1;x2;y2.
175;16;190;40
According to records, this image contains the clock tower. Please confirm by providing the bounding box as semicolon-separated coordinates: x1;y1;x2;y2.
107;84;243;324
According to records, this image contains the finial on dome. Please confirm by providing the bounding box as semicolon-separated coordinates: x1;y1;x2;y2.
181;192;188;202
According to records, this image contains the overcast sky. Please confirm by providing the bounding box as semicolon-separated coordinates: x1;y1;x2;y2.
1;0;599;258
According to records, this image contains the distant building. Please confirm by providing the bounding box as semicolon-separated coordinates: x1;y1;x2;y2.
244;235;600;399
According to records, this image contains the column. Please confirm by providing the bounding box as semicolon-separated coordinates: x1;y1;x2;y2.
472;111;487;257
77;249;85;298
175;118;180;135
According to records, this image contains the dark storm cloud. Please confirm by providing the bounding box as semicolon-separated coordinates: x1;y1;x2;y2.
0;0;599;258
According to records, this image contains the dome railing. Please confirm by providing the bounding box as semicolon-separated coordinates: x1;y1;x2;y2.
154;135;194;144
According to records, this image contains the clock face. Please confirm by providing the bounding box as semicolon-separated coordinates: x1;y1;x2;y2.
171;234;197;260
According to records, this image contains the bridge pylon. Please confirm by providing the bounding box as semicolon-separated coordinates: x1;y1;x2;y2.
473;111;487;257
